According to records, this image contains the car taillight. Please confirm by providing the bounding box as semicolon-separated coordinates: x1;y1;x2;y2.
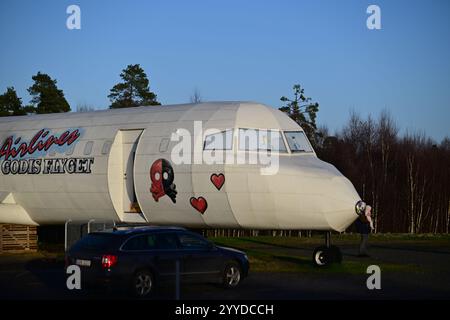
102;255;118;269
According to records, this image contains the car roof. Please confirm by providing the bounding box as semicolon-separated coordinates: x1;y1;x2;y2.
89;226;187;237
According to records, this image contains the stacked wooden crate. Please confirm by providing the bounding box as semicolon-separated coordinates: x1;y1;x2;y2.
0;224;38;253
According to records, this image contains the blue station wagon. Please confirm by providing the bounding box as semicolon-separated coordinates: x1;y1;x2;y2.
66;226;249;297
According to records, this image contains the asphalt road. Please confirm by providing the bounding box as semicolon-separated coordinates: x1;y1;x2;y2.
0;242;449;300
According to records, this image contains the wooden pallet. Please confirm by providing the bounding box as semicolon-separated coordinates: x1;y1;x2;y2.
0;224;38;253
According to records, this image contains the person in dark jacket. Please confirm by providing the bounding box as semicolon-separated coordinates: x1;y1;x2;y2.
356;205;374;257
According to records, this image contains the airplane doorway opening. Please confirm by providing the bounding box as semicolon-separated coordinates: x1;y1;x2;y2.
107;129;146;223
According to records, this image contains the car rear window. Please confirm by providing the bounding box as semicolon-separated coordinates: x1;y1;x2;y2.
70;233;121;252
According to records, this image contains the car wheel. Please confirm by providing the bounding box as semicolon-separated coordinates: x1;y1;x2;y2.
132;269;154;298
222;262;242;288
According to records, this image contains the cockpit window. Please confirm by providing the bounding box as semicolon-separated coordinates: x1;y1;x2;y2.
284;131;313;153
239;128;287;152
203;129;233;150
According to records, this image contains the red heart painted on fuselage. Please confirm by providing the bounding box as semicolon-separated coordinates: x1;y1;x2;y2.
190;197;208;214
210;173;225;190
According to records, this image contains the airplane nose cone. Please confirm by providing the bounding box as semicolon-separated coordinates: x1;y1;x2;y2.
323;176;361;232
230;156;362;231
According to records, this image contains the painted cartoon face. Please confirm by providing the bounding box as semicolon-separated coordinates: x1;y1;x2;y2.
150;159;177;203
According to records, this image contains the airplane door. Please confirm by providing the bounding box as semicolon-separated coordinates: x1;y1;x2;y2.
122;131;142;213
107;129;146;223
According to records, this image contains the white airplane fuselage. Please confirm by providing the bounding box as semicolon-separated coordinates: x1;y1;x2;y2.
0;102;361;232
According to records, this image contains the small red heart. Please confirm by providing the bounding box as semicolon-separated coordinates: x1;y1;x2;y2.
190;196;208;214
210;173;225;190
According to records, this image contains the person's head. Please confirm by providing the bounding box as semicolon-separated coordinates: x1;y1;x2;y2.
365;205;372;216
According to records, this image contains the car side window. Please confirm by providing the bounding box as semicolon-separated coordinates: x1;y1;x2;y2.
178;233;209;250
155;233;179;250
122;235;156;251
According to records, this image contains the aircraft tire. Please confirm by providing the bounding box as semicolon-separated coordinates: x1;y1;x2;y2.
312;246;331;267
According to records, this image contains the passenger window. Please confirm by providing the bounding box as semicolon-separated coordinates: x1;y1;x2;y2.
178;233;209;250
122;235;156;251
65;144;75;156
203;130;233;150
101;141;112;155
159;138;169;152
155;233;179;250
84;141;94;155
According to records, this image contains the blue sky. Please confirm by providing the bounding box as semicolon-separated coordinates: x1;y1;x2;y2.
0;0;449;141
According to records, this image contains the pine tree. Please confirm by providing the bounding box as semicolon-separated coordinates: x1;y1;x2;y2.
28;72;71;114
108;64;160;108
0;87;27;117
279;84;320;146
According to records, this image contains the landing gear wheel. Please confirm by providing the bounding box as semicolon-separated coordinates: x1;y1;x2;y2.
313;246;331;267
312;245;342;266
